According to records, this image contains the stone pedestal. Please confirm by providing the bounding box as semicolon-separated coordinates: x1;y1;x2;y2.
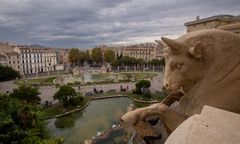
165;106;240;144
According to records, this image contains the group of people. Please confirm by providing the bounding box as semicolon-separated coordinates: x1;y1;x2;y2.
120;85;129;91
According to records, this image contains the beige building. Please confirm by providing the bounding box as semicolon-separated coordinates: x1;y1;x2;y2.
185;15;240;34
0;42;18;53
18;46;57;75
56;48;70;65
0;43;21;72
120;42;164;61
5;52;21;72
0;54;7;66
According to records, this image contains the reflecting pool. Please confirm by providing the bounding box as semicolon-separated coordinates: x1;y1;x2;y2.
47;97;133;144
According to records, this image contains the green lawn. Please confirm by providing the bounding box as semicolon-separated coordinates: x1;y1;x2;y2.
119;72;158;80
14;76;57;86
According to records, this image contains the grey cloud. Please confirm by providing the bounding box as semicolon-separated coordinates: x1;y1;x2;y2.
0;0;239;48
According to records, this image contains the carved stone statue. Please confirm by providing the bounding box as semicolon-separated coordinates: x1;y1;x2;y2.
121;29;240;143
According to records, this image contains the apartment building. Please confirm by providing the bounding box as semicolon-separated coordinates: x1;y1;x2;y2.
56;48;70;65
120;42;164;61
185;15;240;34
0;43;21;72
0;54;7;66
18;46;57;75
5;52;21;72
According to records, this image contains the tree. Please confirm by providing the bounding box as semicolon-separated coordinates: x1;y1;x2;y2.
137;58;145;68
134;80;151;95
54;85;77;106
78;51;86;65
104;49;115;64
84;50;91;63
0;65;20;81
117;53;123;60
91;47;103;66
11;85;41;104
0;93;63;144
69;48;80;66
160;58;165;66
150;58;165;66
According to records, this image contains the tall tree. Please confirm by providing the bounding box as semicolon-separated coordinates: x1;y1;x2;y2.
53;85;76;106
69;48;80;66
84;50;91;63
0;65;20;81
104;49;115;64
91;47;103;66
78;51;86;65
0;93;63;144
11;85;41;104
137;58;145;68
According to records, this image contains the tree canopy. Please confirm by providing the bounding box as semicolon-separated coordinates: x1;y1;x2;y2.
69;48;80;66
104;49;115;63
91;47;103;66
0;93;63;144
11;85;41;104
54;85;77;106
134;80;151;95
0;65;20;82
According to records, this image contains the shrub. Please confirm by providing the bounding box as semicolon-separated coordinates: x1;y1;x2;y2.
53;85;76;106
68;96;83;106
0;65;20;82
133;80;151;96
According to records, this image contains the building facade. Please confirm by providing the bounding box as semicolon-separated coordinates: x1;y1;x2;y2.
0;43;21;72
56;48;70;65
5;52;21;72
0;54;7;66
185;15;240;34
18;46;57;75
120;42;164;61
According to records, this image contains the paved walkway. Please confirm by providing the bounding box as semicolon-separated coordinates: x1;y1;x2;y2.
0;72;164;104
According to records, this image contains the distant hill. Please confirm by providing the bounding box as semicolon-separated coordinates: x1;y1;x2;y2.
30;44;49;48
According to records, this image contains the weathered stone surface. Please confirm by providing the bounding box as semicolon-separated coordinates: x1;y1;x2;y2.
165;106;240;144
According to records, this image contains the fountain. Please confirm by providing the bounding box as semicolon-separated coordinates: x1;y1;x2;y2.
54;62;126;85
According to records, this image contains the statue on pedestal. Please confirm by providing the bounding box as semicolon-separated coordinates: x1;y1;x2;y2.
121;30;240;143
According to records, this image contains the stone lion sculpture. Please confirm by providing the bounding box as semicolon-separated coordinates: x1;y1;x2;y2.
121;29;240;143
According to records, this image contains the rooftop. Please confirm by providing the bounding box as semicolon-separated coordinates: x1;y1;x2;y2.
5;52;20;55
184;14;238;26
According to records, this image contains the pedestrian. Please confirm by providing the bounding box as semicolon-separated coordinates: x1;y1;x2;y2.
126;85;129;90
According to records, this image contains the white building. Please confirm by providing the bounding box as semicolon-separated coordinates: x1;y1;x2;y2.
18;46;57;75
120;42;164;61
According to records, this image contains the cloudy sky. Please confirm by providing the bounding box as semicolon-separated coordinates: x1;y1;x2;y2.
0;0;239;48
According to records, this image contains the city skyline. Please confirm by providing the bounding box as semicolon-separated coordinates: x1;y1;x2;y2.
0;0;240;48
